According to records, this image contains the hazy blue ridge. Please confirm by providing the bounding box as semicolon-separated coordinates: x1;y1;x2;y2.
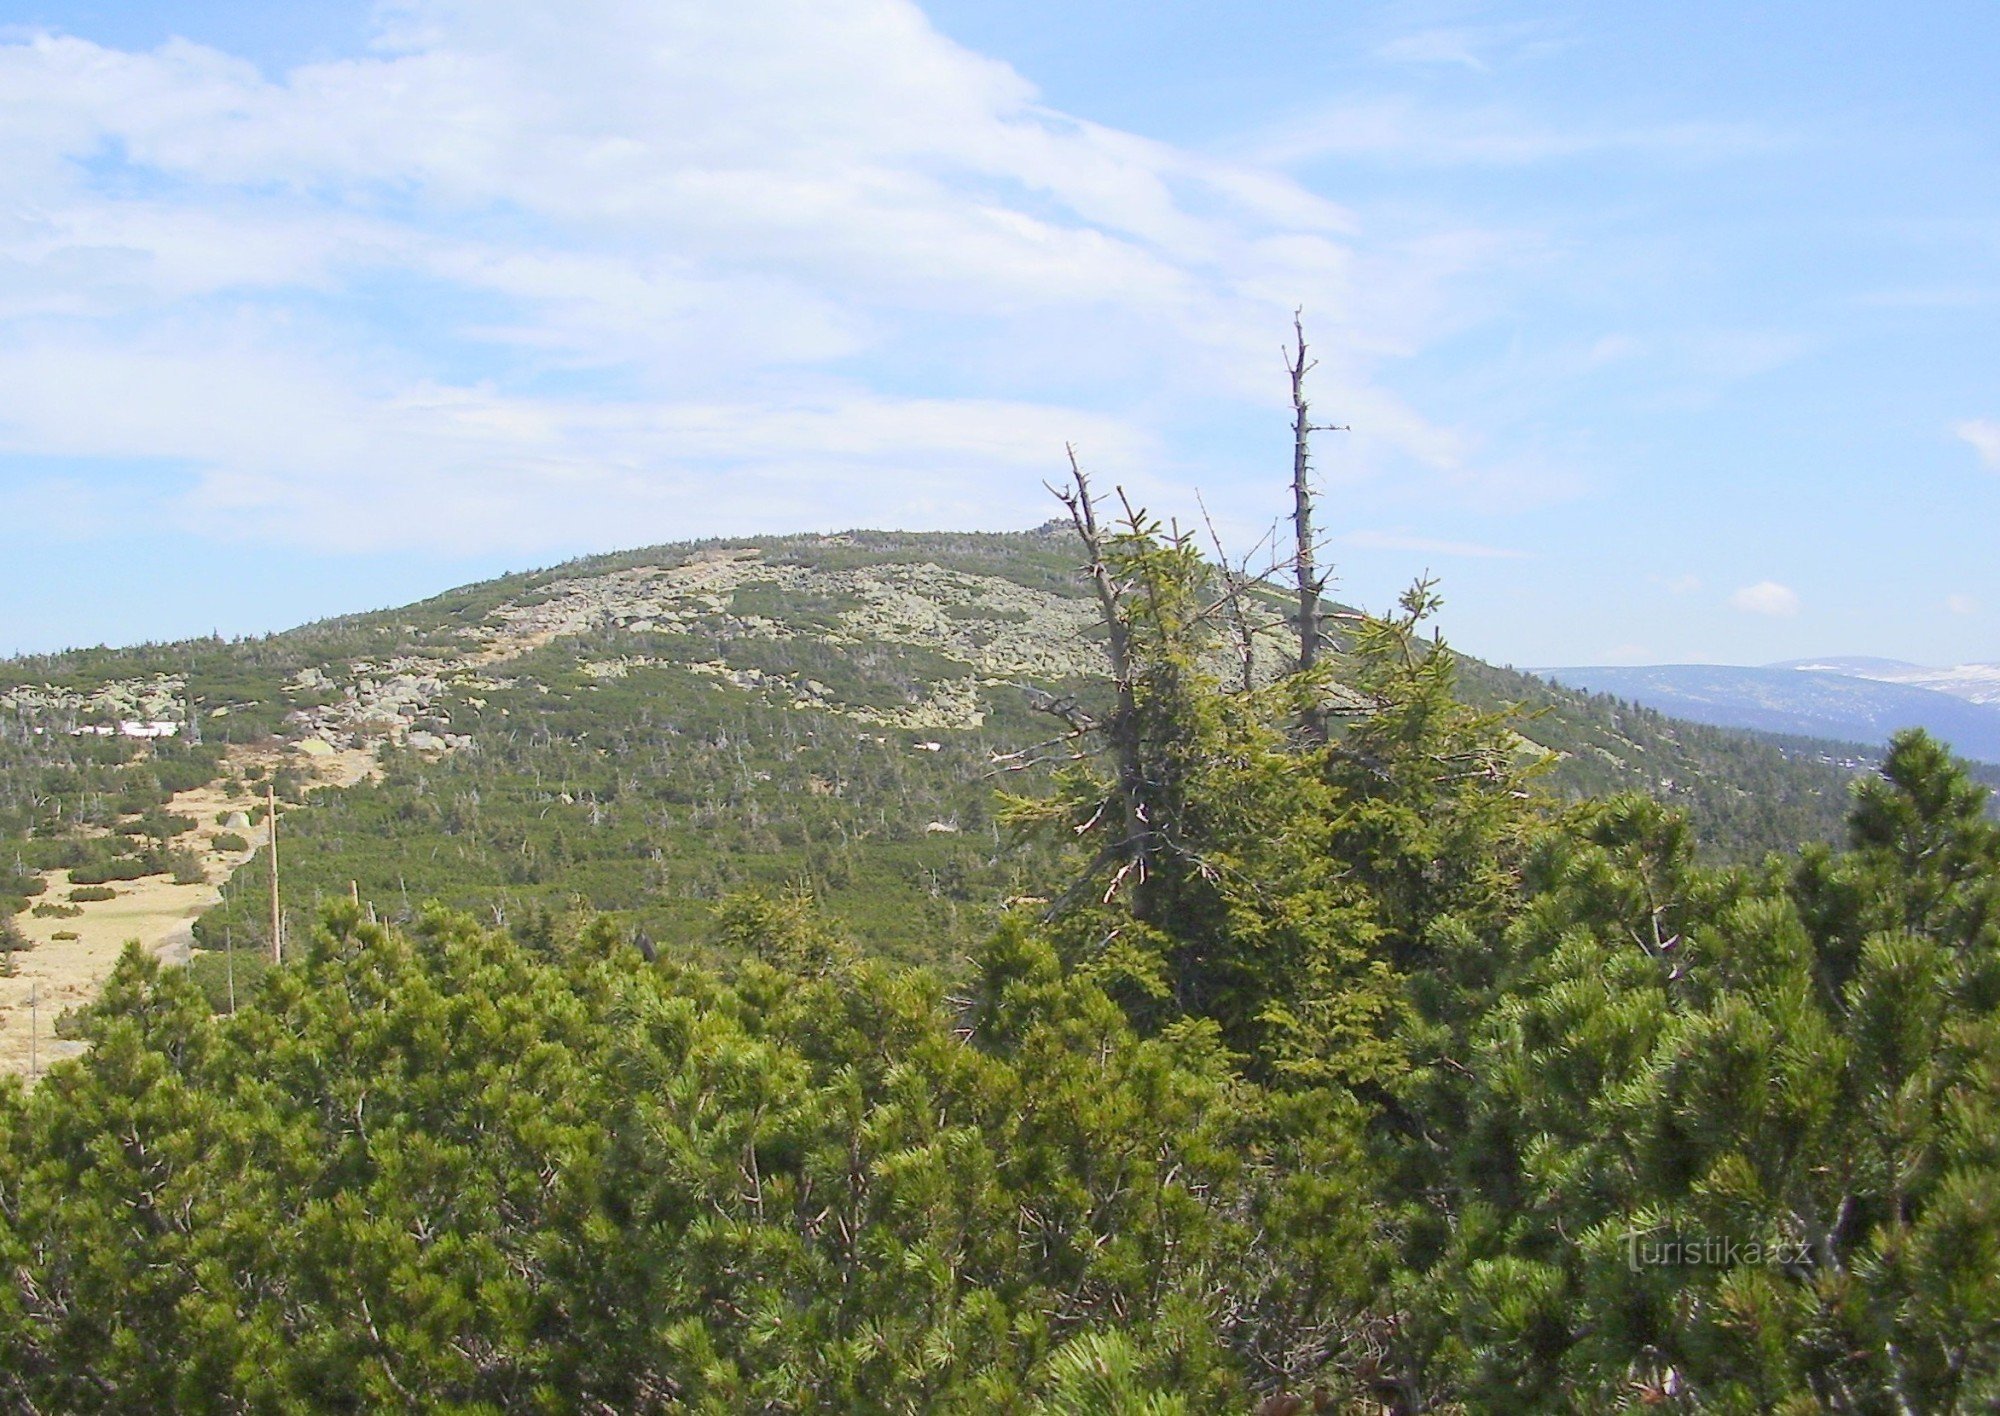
1534;664;2000;765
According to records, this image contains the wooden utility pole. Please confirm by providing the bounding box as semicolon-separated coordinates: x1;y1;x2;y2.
28;981;37;1080
1287;310;1348;738
268;783;282;964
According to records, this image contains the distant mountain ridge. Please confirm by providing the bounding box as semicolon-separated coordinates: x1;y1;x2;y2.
1770;657;2000;707
1536;660;2000;765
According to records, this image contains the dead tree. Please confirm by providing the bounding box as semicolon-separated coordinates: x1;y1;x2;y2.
1032;316;1354;919
1286;309;1347;738
1051;447;1155;915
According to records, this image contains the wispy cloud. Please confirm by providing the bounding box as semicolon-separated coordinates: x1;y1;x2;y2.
1730;580;1801;617
1341;529;1529;560
0;326;1158;552
1372;22;1572;74
1374;29;1495;73
1947;593;1979;616
1244;97;1788;169
1954;418;2000;469
1681;328;1810;381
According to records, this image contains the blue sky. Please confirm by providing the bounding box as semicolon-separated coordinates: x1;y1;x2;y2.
0;0;1995;668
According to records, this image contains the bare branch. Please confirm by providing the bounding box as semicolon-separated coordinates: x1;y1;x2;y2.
1197;490;1258;695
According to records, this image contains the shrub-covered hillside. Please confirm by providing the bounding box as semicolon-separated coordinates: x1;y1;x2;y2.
3;523;1884;974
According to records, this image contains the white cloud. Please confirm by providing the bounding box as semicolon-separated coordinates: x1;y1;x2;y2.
1954;418;2000;469
1947;593;1979;615
0;0;1570;556
1730;580;1800;617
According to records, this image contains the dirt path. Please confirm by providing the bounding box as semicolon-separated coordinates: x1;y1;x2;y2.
0;744;376;1081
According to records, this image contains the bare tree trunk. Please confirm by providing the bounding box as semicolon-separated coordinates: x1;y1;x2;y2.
1056;447;1152;914
1287;310;1345;740
1290;313;1321;680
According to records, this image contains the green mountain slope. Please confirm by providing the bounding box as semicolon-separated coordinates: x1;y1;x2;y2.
3;526;1872;964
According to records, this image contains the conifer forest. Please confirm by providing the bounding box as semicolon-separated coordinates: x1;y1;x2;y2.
2;476;1996;1413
